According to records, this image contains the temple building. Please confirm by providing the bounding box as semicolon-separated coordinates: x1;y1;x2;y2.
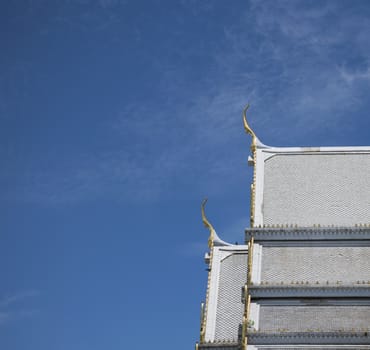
196;106;370;350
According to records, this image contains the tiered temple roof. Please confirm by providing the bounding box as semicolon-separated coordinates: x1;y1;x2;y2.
196;106;370;350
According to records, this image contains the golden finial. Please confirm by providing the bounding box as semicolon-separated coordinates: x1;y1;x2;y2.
243;104;257;150
201;198;216;249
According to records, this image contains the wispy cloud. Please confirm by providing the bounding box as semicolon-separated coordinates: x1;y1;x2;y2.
218;0;370;138
4;1;370;204
338;66;370;84
0;290;40;326
0;290;40;308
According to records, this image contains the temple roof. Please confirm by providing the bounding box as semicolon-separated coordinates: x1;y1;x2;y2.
243;107;370;228
196;107;370;350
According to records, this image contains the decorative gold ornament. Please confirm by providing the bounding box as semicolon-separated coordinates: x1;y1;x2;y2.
243;104;257;151
201;198;216;249
199;198;216;343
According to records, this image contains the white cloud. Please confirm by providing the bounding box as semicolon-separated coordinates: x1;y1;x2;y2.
5;1;370;204
0;290;40;326
0;290;40;308
338;66;370;84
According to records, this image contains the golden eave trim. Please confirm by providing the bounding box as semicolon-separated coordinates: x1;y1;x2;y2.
243;104;257;227
247;236;254;285
241;286;251;350
242;236;254;350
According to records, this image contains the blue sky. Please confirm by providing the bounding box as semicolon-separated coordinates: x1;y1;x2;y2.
1;1;370;349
